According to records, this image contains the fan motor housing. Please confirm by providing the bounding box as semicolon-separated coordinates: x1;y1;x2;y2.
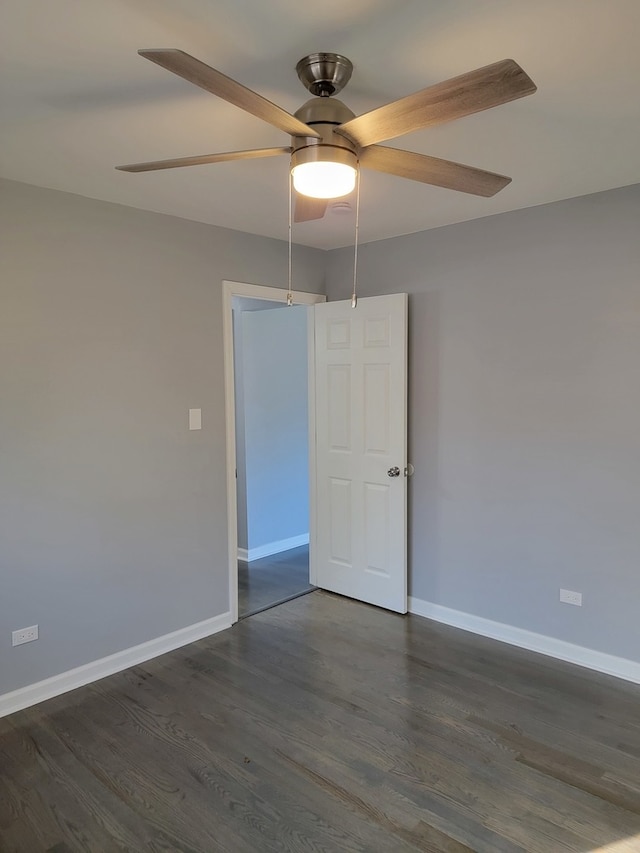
292;97;358;164
294;96;355;127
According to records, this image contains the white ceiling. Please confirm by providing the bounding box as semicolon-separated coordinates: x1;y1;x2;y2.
1;0;639;249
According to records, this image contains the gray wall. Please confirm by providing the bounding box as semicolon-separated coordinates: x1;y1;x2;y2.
3;175;639;696
326;183;640;662
0;178;324;695
241;305;309;552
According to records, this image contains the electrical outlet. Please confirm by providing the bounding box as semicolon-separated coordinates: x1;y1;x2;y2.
559;589;582;607
12;625;39;646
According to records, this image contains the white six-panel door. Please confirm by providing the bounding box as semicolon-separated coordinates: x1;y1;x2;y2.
313;293;408;613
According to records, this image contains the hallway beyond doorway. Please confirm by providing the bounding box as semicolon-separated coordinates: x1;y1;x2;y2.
238;545;314;618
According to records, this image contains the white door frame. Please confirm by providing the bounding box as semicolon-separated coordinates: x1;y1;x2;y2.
222;280;326;623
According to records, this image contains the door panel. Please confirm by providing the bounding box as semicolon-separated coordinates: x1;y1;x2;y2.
314;293;408;613
328;365;351;450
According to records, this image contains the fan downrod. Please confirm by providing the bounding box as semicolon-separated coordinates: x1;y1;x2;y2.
296;53;353;97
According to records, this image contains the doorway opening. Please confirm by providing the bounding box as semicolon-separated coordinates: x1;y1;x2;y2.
223;281;326;623
233;297;311;617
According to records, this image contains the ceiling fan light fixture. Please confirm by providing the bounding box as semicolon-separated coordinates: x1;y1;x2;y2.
118;51;537;212
291;146;357;199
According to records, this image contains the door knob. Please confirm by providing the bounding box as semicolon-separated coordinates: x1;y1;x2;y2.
387;466;401;477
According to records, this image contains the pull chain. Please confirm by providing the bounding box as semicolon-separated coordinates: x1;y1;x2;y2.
351;165;361;308
287;169;293;306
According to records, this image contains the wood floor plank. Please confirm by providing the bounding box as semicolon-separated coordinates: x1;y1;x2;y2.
57;663;410;851
205;612;640;832
135;605;640;850
2;590;640;852
150;658;521;850
1;714;193;853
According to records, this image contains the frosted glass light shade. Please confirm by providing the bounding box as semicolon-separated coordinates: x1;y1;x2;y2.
290;145;357;199
292;161;356;199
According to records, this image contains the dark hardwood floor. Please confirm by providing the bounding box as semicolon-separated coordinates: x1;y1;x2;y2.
1;591;640;852
238;545;314;618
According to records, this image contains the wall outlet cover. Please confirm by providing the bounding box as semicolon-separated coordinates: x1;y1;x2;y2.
559;589;582;607
12;624;39;646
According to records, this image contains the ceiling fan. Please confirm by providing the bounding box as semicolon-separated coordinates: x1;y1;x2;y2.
116;51;536;222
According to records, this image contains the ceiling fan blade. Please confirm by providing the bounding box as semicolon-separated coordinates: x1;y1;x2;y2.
294;194;328;222
138;49;320;139
116;147;291;173
360;145;511;197
336;59;536;147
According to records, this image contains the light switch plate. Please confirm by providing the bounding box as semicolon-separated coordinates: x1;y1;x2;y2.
189;408;202;430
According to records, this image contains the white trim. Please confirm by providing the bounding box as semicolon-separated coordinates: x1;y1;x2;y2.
409;598;640;686
0;613;232;719
223;282;239;626
239;534;309;563
222;280;325;624
307;306;318;586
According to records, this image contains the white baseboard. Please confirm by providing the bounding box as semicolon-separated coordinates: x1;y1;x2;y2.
409;598;640;686
239;533;309;563
0;612;232;719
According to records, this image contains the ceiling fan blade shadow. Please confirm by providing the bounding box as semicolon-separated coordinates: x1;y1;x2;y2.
360;146;511;197
116;147;291;173
336;59;537;147
294;195;328;222
138;49;320;138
